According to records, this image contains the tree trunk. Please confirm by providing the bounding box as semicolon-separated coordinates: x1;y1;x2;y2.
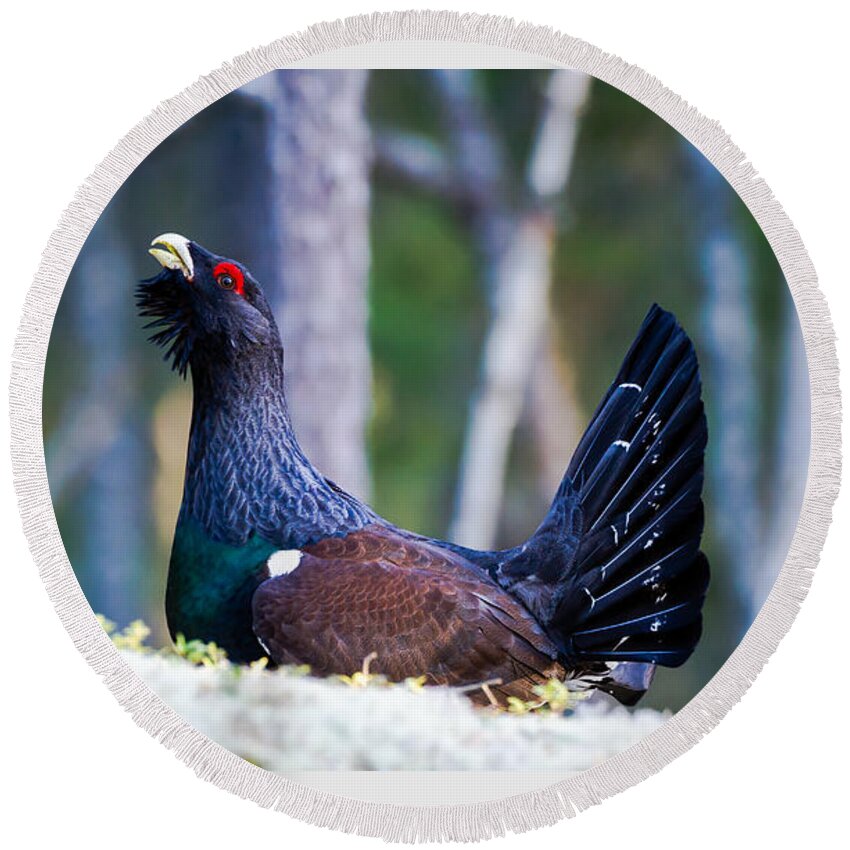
449;70;592;549
59;219;150;624
759;299;810;609
687;143;762;624
429;70;512;292
247;70;372;499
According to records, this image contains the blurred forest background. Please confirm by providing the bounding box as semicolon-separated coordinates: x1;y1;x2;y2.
44;69;809;712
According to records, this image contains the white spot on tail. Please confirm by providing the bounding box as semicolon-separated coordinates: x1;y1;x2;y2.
614;440;631;451
267;549;302;577
610;524;619;546
583;587;597;611
619;383;642;392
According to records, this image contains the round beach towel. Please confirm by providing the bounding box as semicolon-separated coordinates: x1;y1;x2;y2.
10;11;840;842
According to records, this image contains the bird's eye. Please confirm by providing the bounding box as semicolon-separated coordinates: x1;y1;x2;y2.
211;262;245;296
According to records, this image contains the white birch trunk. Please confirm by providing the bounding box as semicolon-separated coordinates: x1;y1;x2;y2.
449;70;592;548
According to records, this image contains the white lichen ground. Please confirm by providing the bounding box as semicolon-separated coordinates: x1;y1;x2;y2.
124;651;668;771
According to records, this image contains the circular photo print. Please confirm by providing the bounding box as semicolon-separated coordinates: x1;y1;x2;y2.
43;68;809;773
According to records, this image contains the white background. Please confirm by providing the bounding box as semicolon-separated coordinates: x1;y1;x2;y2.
2;1;847;846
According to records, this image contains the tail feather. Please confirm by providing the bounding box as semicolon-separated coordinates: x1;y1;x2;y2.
568;383;644;485
575;470;703;595
567;310;679;479
501;304;709;703
579;538;701;620
571;554;709;655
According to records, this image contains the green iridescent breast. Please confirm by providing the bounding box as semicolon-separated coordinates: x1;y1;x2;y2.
165;517;277;662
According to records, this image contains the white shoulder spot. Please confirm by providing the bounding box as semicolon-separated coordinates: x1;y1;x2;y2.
267;549;303;577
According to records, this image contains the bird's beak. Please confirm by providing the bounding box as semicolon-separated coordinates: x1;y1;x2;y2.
149;233;195;281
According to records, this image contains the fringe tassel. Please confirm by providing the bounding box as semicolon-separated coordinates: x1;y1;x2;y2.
8;10;841;843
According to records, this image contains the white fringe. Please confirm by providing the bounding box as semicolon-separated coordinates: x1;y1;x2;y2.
8;9;841;843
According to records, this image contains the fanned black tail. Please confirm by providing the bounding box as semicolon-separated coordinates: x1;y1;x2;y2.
500;305;709;703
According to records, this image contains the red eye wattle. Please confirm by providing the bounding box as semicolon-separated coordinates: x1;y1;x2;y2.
212;262;245;296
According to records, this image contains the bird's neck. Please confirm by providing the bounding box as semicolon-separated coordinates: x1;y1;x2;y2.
181;344;374;548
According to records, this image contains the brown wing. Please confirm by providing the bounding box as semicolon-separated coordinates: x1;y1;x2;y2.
251;525;563;696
